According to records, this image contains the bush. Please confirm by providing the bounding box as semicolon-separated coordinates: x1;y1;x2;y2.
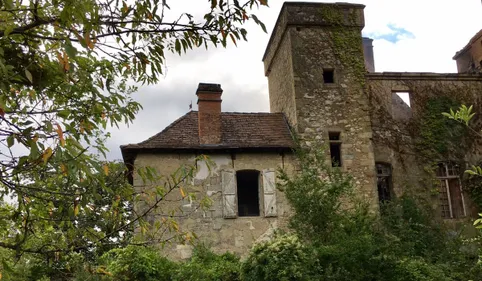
174;245;241;281
101;245;176;281
241;234;316;281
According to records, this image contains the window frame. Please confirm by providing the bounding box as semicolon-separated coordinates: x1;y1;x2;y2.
329;132;342;167
437;162;467;219
236;169;262;217
376;162;392;203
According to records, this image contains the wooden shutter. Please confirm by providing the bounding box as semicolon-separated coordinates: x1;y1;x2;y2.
262;169;277;217
221;169;237;218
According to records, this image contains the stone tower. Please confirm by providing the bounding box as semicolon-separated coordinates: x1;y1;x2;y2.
262;2;377;205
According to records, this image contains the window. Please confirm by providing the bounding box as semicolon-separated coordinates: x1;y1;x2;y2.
323;69;334;84
221;169;277;218
376;163;392;202
236;170;260;216
437;162;466;219
329;132;342;167
391;91;412;120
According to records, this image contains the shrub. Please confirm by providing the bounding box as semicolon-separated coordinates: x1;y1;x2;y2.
174;245;241;281
101;245;176;281
241;234;316;281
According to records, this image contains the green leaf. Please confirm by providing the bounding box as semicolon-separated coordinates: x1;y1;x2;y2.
64;44;78;59
6;135;14;147
3;26;15;37
3;0;13;10
25;69;33;83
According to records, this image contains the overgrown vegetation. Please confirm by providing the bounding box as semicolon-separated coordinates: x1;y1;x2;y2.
0;0;268;270
2;144;482;280
415;97;470;160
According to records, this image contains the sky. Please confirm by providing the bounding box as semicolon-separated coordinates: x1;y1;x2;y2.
105;0;482;161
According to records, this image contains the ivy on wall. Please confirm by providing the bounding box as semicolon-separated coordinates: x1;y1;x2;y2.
414;96;470;161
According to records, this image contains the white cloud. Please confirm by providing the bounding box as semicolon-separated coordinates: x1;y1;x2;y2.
105;0;482;160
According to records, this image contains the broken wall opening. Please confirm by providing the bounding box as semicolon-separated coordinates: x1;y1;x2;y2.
391;91;412;120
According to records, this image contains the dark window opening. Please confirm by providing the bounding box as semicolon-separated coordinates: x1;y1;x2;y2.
376;163;392;203
330;143;341;167
329;132;340;141
236;170;260;217
329;132;342;167
323;69;334;84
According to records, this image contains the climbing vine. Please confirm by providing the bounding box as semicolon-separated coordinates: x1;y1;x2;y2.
320;5;366;86
413;96;470;161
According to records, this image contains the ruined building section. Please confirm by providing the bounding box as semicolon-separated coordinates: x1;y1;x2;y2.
367;73;482;218
263;2;378;206
453;29;482;73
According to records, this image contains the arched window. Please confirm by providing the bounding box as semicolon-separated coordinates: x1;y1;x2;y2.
236;170;261;217
376;163;392;202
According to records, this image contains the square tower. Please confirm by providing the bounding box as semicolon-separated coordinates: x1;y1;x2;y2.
263;2;377;206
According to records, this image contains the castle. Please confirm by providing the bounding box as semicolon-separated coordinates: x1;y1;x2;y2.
121;2;482;259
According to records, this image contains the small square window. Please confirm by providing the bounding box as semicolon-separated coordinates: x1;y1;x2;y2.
323;69;334;84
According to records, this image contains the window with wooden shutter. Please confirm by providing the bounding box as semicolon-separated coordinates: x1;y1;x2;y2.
221;169;237;218
236;170;260;217
262;169;277;217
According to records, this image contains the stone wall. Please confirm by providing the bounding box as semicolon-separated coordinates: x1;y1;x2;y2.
263;2;378;208
367;73;482;208
133;151;295;259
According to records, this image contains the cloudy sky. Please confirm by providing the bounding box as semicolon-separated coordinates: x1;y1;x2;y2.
105;0;482;161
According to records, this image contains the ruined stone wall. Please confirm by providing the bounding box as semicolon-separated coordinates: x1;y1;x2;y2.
133;151;295;259
264;3;378;208
367;73;482;203
455;30;482;73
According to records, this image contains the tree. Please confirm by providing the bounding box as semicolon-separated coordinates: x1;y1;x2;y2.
0;0;268;258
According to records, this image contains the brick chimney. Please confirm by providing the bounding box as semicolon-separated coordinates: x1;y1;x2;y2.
197;83;223;144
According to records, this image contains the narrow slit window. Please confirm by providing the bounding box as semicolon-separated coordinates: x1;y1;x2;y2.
323;69;334;84
376;163;392;203
236;170;260;217
329;132;342;167
391;91;412;120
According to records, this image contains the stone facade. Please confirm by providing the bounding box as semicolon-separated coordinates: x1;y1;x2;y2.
123;2;482;258
263;2;378;207
453;29;482;74
133;151;295;260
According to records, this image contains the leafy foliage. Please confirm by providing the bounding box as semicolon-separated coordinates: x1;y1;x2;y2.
278;144;482;281
416;97;469;160
0;0;268;260
241;234;316;281
173;244;241;281
101;245;177;281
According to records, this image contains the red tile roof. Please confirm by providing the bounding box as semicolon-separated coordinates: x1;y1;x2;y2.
120;111;295;152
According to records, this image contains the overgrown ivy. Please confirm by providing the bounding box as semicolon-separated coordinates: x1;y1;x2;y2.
414;96;470;161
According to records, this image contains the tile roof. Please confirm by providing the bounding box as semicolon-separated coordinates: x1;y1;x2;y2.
120;111;295;152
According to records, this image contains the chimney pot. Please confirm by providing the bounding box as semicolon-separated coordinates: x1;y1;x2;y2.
196;83;223;144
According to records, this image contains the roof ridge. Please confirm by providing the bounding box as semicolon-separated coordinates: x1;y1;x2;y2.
137;111;196;145
220;111;281;115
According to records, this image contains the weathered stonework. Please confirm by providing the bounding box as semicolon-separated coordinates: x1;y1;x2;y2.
263;2;378;207
123;2;482;259
367;73;482;213
133;152;295;260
